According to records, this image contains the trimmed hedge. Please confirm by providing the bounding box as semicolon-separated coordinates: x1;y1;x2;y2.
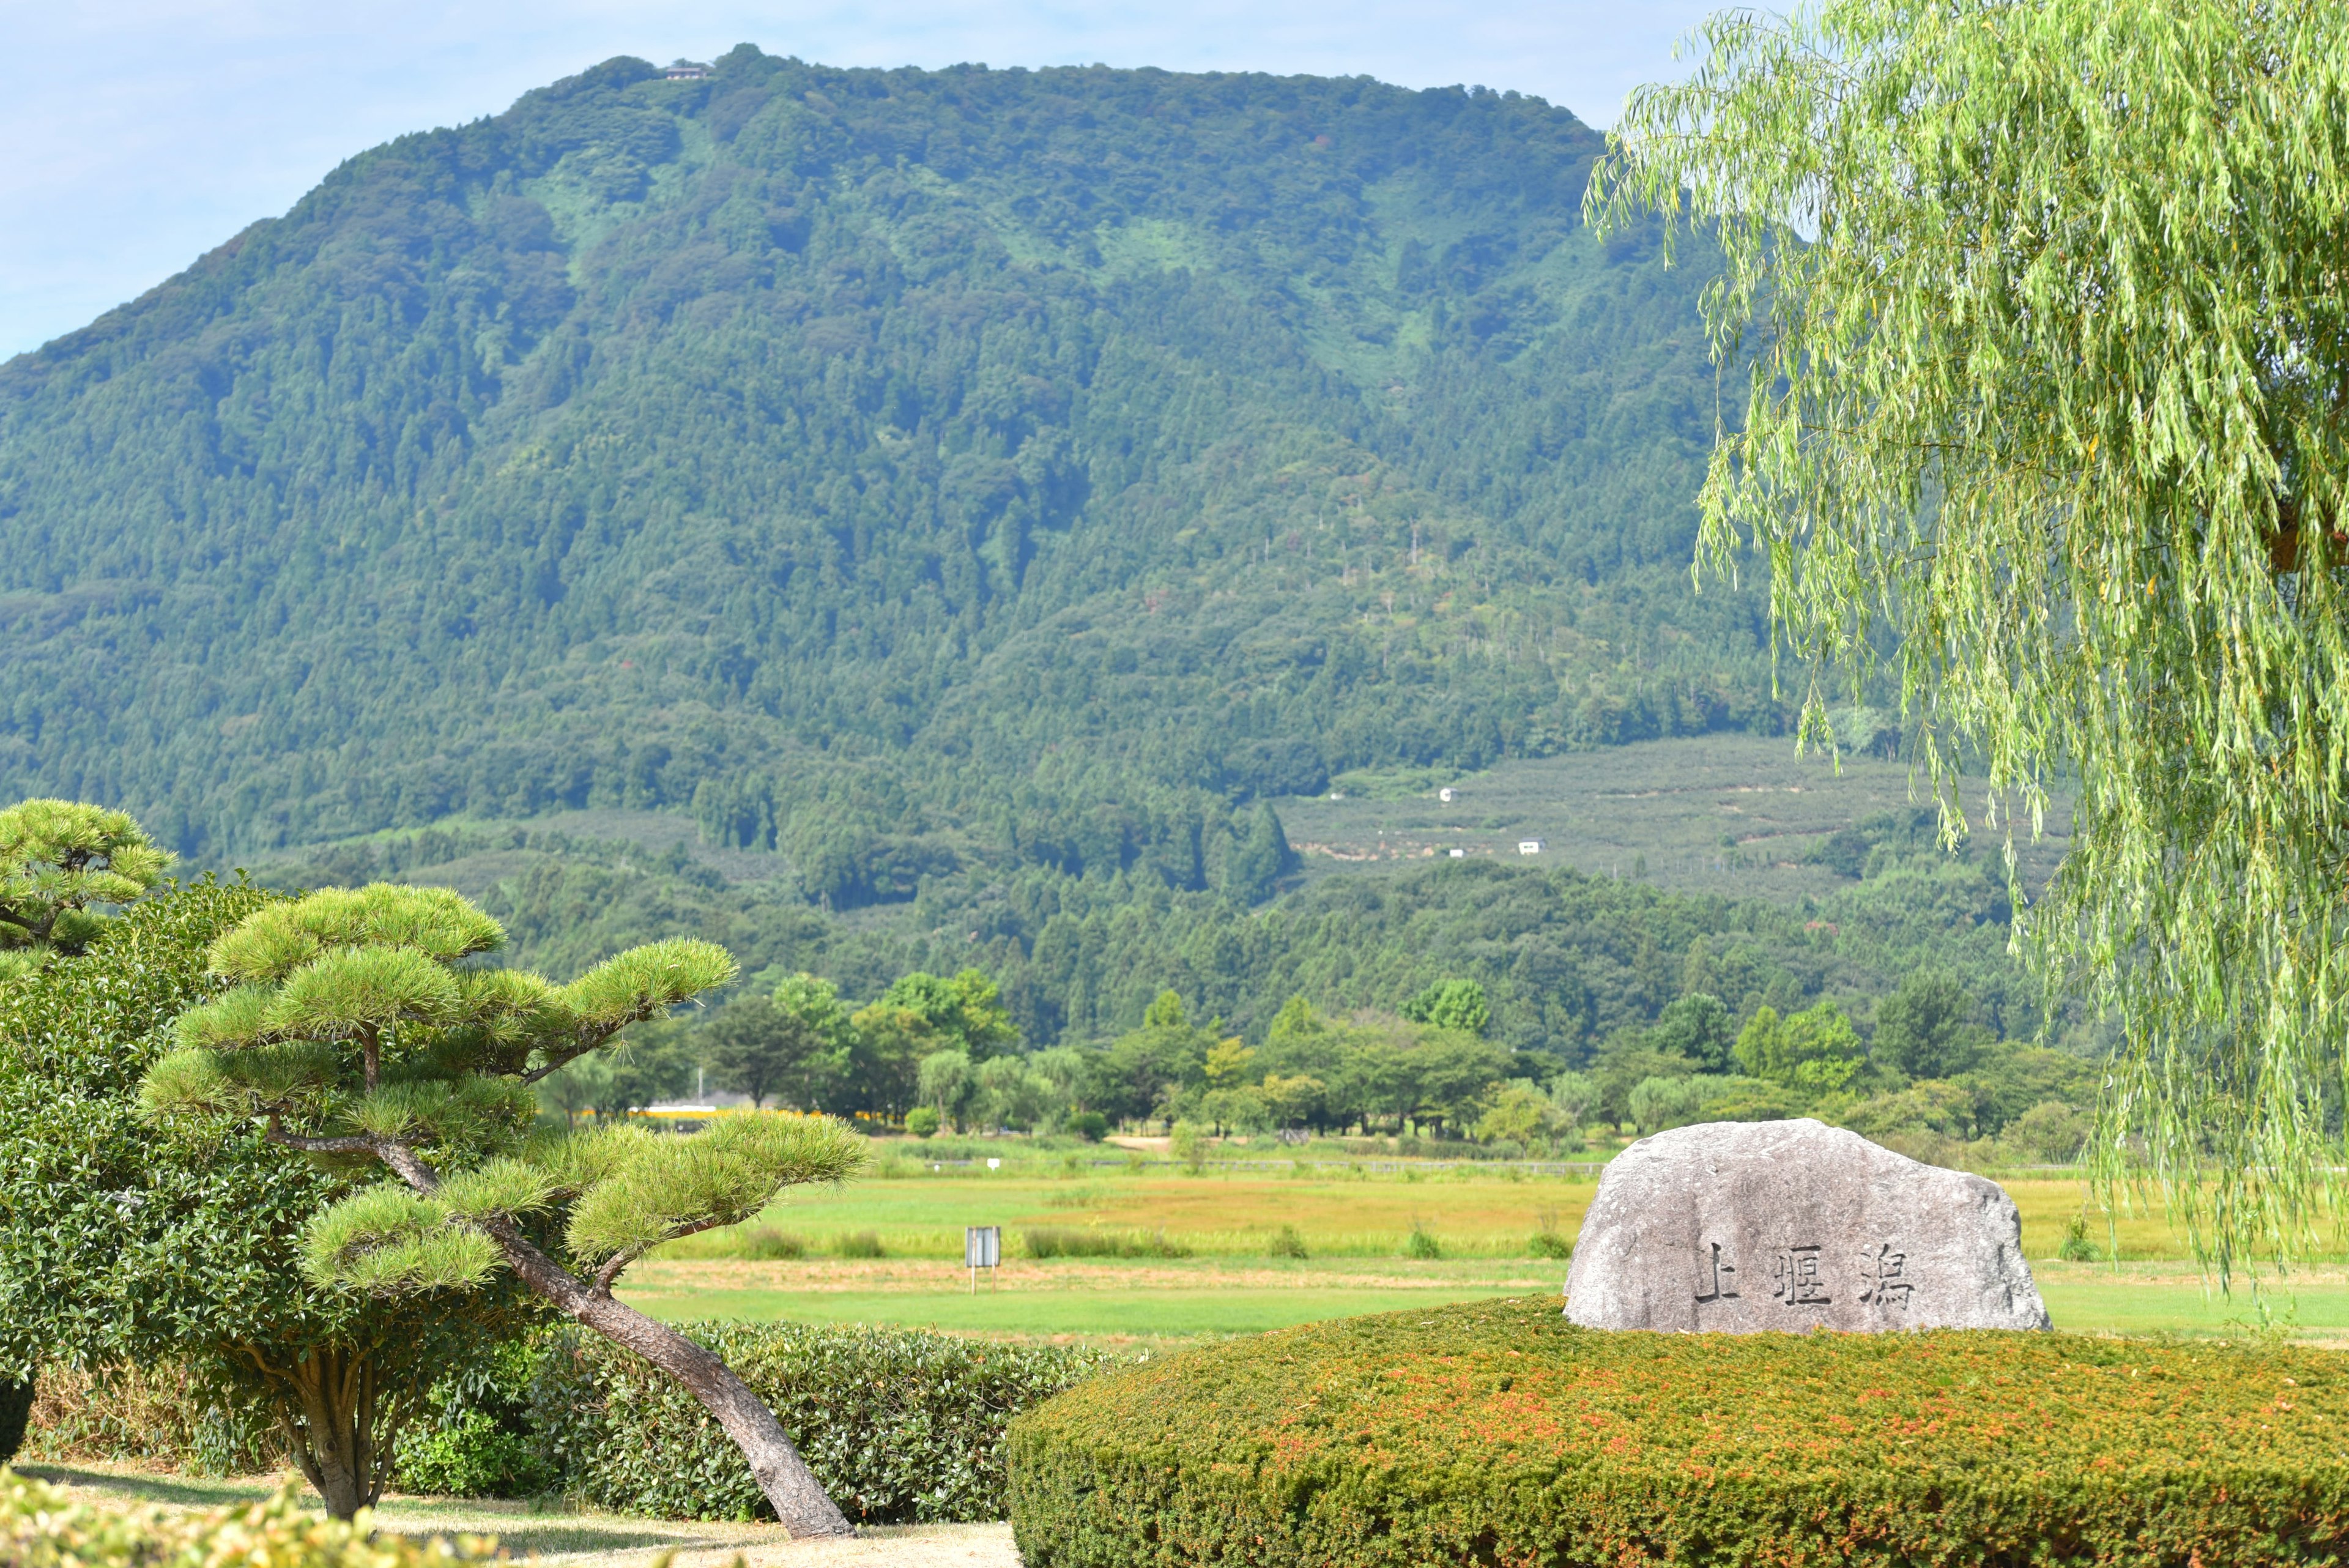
1008;1296;2349;1567
535;1320;1107;1523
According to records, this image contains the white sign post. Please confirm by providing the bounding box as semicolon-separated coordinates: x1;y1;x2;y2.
965;1224;1001;1295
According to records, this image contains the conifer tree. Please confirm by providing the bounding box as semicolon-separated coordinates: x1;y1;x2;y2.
141;884;865;1536
0;799;174;984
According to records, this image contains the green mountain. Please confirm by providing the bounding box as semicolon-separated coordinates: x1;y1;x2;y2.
0;46;1759;899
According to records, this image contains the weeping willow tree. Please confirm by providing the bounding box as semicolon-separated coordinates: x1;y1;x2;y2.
1593;1;2349;1276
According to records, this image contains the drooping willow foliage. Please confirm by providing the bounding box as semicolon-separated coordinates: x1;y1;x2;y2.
1592;1;2349;1275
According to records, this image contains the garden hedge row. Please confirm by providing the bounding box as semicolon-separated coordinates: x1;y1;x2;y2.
535;1320;1105;1523
1007;1296;2349;1567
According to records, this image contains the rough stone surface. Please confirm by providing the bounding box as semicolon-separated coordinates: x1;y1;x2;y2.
1565;1118;2049;1333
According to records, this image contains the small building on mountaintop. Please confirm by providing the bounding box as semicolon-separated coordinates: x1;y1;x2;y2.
664;60;711;79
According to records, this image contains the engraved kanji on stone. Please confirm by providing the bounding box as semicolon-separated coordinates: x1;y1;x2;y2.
1694;1241;1739;1302
1772;1244;1830;1306
1858;1243;1913;1308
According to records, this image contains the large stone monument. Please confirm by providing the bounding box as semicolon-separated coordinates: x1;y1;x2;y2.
1565;1118;2049;1332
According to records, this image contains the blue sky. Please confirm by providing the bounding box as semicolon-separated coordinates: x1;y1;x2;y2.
0;1;1715;361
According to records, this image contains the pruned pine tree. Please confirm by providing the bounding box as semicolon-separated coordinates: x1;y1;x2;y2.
1594;0;2349;1276
140;884;867;1537
0;799;175;984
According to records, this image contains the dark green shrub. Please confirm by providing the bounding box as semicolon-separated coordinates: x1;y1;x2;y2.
2058;1212;2104;1261
1403;1225;1442;1259
395;1412;547;1499
1008;1298;2349;1567
906;1107;942;1138
834;1229;886;1258
1267;1225;1309;1260
1527;1229;1574;1260
537;1320;1105;1524
392;1336;555;1498
737;1226;808;1260
1068;1112;1108;1142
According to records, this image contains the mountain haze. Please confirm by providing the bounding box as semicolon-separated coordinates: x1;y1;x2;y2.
0;47;1759;905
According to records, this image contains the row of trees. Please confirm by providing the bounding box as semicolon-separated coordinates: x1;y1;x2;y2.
593;953;2083;1165
566;965;1524;1141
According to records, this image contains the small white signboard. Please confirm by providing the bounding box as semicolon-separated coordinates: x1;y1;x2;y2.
965;1224;1001;1293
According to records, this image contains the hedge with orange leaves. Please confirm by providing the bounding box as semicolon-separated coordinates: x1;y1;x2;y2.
1006;1296;2349;1567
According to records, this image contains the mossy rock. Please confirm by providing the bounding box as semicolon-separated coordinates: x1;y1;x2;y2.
1008;1296;2349;1566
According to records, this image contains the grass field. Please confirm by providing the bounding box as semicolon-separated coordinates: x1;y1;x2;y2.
625;1163;2349;1345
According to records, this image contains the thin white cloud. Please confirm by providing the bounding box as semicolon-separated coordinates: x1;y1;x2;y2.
0;0;1713;359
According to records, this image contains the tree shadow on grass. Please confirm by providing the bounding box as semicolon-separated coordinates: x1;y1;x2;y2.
379;1519;711;1557
17;1465;275;1510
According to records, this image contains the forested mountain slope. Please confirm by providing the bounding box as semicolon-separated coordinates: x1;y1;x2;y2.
0;48;1757;888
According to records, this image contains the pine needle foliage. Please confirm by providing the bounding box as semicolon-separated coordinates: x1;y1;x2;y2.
143;882;861;1295
0;799;174;983
1592;0;2349;1276
141;880;871;1529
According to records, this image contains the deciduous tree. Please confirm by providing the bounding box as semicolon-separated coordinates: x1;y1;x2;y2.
1598;0;2349;1267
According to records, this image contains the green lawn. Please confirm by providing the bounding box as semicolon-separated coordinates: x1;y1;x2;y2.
2035;1263;2349;1340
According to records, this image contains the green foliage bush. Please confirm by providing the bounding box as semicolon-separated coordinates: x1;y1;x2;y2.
735;1225;809;1260
2058;1213;2106;1262
536;1321;1105;1523
391;1339;555;1499
833;1230;886;1259
1009;1298;2349;1567
0;1472;492;1566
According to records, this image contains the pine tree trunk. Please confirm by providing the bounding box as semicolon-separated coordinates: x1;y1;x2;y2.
356;1139;852;1536
264;1345;393;1520
479;1216;853;1537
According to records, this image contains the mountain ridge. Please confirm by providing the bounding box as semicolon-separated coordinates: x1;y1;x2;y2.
1;47;1761;903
